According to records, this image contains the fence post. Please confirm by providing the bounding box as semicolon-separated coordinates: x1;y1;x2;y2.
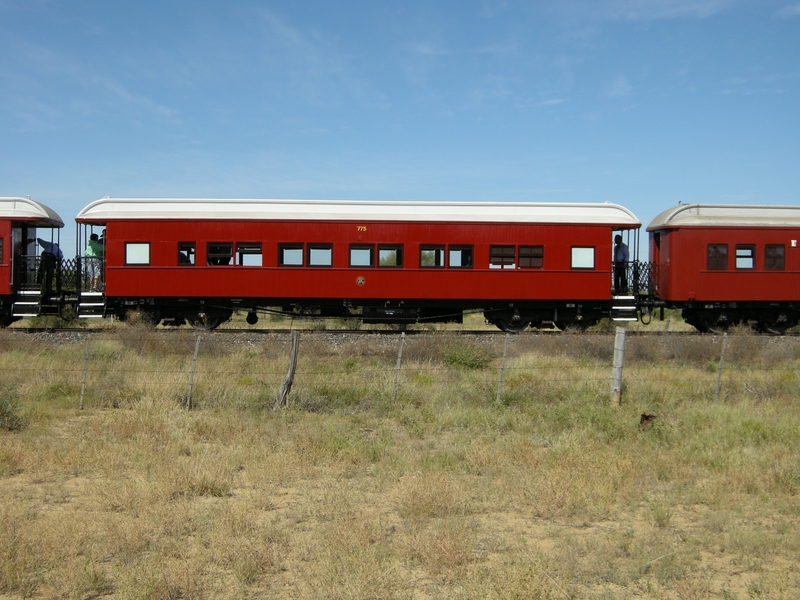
79;333;91;410
496;333;511;403
610;327;627;406
186;335;201;408
274;330;300;410
715;332;728;401
392;332;406;402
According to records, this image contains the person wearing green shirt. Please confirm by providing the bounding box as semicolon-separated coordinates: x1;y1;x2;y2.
85;233;104;291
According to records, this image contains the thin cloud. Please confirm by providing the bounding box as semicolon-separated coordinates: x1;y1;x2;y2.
0;34;179;128
775;3;800;17
563;0;736;21
97;77;179;119
604;76;633;98
412;42;451;56
250;7;386;109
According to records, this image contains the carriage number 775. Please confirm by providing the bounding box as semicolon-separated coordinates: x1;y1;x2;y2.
357;226;367;232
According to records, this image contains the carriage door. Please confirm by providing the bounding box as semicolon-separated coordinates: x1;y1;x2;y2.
10;225;36;289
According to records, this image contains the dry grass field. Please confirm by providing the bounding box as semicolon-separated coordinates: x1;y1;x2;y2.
2;317;800;599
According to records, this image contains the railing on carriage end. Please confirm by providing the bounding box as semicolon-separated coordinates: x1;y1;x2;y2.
630;261;658;299
16;255;98;293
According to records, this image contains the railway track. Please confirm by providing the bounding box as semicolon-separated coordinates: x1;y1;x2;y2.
6;326;779;336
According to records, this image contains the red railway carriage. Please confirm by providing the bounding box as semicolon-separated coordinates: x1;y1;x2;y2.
648;203;800;333
75;198;640;330
0;197;66;326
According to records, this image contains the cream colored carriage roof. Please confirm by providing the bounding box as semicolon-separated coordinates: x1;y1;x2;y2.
77;198;640;226
647;203;800;231
0;197;64;227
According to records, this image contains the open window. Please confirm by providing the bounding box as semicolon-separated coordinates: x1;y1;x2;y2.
735;245;755;270
420;245;445;268
448;246;473;268
236;242;262;266
207;242;233;265
378;245;403;268
178;242;195;266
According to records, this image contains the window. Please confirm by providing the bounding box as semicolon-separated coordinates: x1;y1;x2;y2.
236;242;262;266
178;242;195;266
279;244;304;266
490;245;516;269
519;246;544;269
765;245;785;270
571;247;595;269
379;245;403;267
125;242;150;265
448;246;473;268
207;242;233;265
308;244;333;267
350;245;374;267
420;245;445;268
735;245;755;270
707;244;728;270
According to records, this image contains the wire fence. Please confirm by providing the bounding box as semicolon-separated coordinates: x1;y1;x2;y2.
2;328;799;411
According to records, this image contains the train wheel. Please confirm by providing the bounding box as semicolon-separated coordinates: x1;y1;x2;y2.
142;313;162;327
188;309;232;330
700;319;729;334
757;317;796;335
684;311;729;333
494;319;530;333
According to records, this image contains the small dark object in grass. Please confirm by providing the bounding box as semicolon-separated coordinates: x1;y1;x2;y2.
640;413;658;429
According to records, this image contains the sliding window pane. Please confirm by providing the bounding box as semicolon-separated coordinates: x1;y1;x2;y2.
279;244;304;266
309;244;333;267
350;245;374;267
420;245;445;268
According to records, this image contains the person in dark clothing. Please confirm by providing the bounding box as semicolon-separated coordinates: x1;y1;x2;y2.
614;234;629;294
36;238;63;293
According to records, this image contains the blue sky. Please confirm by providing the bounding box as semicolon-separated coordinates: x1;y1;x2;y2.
2;0;799;254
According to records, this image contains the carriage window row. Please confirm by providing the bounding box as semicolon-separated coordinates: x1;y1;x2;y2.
124;241;589;269
707;244;785;271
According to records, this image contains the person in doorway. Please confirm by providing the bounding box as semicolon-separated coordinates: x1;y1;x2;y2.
614;234;629;294
37;238;63;260
36;238;63;293
85;233;104;291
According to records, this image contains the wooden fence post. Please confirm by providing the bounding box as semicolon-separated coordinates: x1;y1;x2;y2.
274;330;300;410
496;333;511;403
392;332;406;402
186;335;202;408
715;332;728;401
79;333;91;410
610;327;627;406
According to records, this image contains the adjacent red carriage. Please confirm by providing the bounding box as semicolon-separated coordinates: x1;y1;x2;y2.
75;198;641;330
0;197;66;326
648;203;800;333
